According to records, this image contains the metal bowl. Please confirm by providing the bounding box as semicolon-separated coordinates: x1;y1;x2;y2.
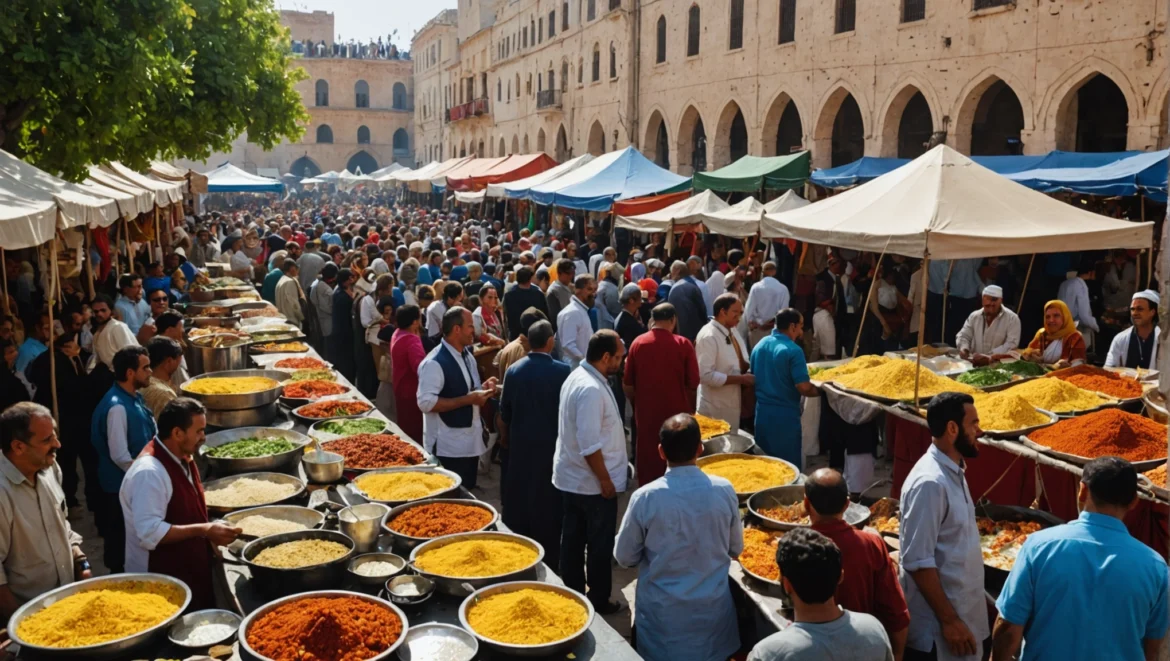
200;427;312;475
386;575;436;606
458;581;593;657
696;453;801;501
203;471;306;515
1144;389;1168;425
188;315;242;329
348;552;407;586
303;450;345;483
747;484;871;531
396;623;478;661
292;398;375;423
980;408;1059;440
237;530;356;597
382;498;499;553
180;369;288;411
701;431;757;456
220;504;326;541
7;573;191;659
167;609;242;649
307;416;389;443
1019;434;1167;473
239;590;409;660
410;532;544;597
350;466;463;507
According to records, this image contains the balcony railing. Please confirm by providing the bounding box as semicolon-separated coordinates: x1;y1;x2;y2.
537;89;563;111
446;97;490;122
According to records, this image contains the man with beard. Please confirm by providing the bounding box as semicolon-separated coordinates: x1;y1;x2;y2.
899;392;987;661
956;285;1021;367
1105;290;1161;370
90;294;138;375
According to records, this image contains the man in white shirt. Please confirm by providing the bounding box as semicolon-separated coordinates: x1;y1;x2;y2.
812;300;839;361
426;282;463;344
554;328;628;615
556;274;597;368
695;294;754;432
89;294;137;372
956;285;1021;366
1057;263;1100;349
1105;290;1161;370
120;398;240;609
416;306;498;489
745;262;791;349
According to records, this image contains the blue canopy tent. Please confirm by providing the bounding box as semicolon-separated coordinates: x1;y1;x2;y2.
203;163;284;193
528;147;691;211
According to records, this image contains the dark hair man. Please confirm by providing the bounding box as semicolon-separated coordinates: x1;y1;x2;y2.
503;265;550;342
750;308;818;468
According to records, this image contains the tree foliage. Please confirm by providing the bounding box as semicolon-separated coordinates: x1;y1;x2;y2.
0;0;308;181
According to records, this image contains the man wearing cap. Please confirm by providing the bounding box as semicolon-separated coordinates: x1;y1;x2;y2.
956;285;1022;366
1104;291;1161;370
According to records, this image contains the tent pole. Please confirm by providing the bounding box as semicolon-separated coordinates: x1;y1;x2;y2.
154;207;162;262
49;235;59;422
940;260;956;346
914;255;932;403
1017;253;1036;313
123;215;132;275
0;249;8;316
84;228;96;300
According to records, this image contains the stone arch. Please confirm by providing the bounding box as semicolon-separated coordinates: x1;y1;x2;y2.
555;124;570;161
355;80;370;108
714;99;750;168
315;79;329;107
289;156;321;178
761;91;807;156
511;135;520;154
392;82;408;110
878;81;941;158
1040;57;1141;151
357;125;371;144
1148;71;1169;150
537;128;547;154
346;150;379;175
523;134;530;153
676;104;708;175
644;109;670;169
952;71;1032;155
499;137;507;157
813;84;868;168
587;120;606;156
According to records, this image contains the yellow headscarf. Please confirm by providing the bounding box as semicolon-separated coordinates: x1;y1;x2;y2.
1031;299;1077;344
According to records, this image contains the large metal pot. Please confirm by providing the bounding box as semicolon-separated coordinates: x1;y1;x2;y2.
180;369;287;411
409;531;543;597
458;581;592;657
382;498;498;553
239;590;409;660
234;530;356;597
189;334;251;375
747;484;870;531
202;471;306;515
199;427;312;476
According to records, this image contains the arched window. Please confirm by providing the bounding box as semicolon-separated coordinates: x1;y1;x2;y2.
609;43;617;78
393;83;409;110
587;0;596;20
315;79;329;107
578;58;584;84
592;44;600;81
549;10;555;37
561;61;569;91
357;125;371;144
729;0;744;50
498;78;502;101
563;1;569;29
316;124;333;143
656;16;667;63
687;5;701;56
354;80;369;108
393;129;410;154
549;69;556;90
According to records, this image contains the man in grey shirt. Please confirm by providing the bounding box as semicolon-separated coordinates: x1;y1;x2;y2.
296;240;327;293
748;528;893;661
546;258;575;331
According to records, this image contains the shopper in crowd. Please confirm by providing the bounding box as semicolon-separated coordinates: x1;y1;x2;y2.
695;293;753;433
556;274;596;369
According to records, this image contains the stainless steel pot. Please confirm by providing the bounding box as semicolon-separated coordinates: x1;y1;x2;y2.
234;530;356;597
220;504;326;540
180;369;288;411
200;427;312;475
203;471;306;515
189;335;251;375
382;498;499;553
409;532;544;597
458;581;593;657
238;590;409;660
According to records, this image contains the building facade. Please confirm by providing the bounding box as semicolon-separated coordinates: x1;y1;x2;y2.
420;0;1167;173
174;10;415;176
414;10;460;165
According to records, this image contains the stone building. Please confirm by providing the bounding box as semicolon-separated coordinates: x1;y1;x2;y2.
415;10;460;165
422;0;1167;173
174;10;415;176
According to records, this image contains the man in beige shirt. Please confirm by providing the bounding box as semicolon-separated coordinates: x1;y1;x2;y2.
494;307;547;383
141;337;182;418
0;402;89;618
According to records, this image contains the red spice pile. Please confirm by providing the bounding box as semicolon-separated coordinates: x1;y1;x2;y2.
322;434;425;468
247;595;402;661
1048;365;1143;399
297;400;372;418
1029;409;1167;462
387;502;494;538
274;357;328;370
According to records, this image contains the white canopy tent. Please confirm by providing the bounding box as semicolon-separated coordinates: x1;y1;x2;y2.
615;190;729;233
150;161;209;194
488;154;594;199
762;145;1153;259
390;163;435;182
454;189;486;204
204;163;283;193
103;162;184;207
86;166;156;214
338;169;374;191
370;163;406;180
0;150;119;236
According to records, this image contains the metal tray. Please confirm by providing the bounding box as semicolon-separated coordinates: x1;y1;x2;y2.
458;581;591;657
279;383;356;408
203;471;306;515
1019;434;1166;473
382;498;499;552
291;398;375;423
701;431;756;456
307;416;389;442
410;532;543;597
318;433;434;473
219;504;326;540
349;466;463;506
200;426;312;475
696;453;800;501
239;590;408;660
747;484;871;531
180;369;288;411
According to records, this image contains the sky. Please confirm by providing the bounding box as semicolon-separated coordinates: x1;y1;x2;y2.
276;0;458;50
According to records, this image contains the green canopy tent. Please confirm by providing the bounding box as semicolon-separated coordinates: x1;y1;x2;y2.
692;151;811;193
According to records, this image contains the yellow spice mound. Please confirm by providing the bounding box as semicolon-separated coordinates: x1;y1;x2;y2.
355;472;455;501
814;355;892;381
467;589;588;645
694;413;731;440
1002;378;1106;413
833;359;979;401
972;392;1051;431
252;540;350;568
700;457;796;493
17;581;184;648
184;376;279;395
414;539;538;577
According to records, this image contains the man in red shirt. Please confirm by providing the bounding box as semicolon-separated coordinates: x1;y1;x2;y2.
623;303;700;484
807;468;910;660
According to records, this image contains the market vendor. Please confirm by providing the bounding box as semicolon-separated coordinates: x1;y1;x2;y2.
956;285;1021;366
750;308;819;469
1023;300;1086;367
120;398;240;609
1104;290;1160;370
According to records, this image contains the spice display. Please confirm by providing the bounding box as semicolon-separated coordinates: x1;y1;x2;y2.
739;527;783;581
811;355;891;381
252;341;309;353
283;380;348;399
1144;463;1167;488
354;471;454;501
833;360;980;401
387;502;494;538
173;622;236;646
414;538;539;577
1001;378;1109;413
322;434;425;468
998;361;1047;377
274;356;329;370
971;392;1051;431
15;580;185;647
978;518;1043;571
205;478;299;508
206;436;297;459
870;499;900;535
246;596;402;661
1048;365;1144;399
955;367;1014;388
287;369;336;382
353;561;400;577
1027;409;1167;462
758;502;810;525
183;376;279;395
466;588;588;645
234;515;310;537
252;539;350;568
699;456;797;493
694;413;731;440
296;400;373;418
316;418;387;435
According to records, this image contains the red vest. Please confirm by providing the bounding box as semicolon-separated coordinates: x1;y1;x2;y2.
141;440;214;609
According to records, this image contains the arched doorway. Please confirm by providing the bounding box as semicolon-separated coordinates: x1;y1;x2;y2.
511;135;520;154
897;92;933;158
288;156;321;178
316;125;333;143
677;105;707;175
523;134;530;153
714;102;748;168
1072;74;1129;152
346;150;378;174
393;83;408;110
555;125;569;161
776;103;803;155
499;137;507;157
644;111;670;169
537;128;547;154
588;121;606;156
970;80;1025;155
830;95;864;167
730;111;748;164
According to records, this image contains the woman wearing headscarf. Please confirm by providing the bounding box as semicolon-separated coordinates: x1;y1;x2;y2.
1024;300;1086;367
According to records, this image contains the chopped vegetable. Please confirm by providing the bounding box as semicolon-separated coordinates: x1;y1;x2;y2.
317;418;386;435
955;367;1013;387
206;437;297;459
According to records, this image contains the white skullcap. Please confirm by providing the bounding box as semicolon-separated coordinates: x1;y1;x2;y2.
982;285;1003;299
1134;290;1161;307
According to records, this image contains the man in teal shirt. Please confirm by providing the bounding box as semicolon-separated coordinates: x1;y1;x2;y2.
261;250;288;303
750;308;818;469
992;456;1169;661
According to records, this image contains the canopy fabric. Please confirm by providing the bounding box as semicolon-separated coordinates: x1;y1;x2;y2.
337;170;373;192
615;190;728;233
453;189;486;204
693;152;810;192
150;161;208;194
493;154;594;199
204;163;283;193
404;157;470;193
611;191;693;219
105;162;184;205
316;171;342;182
391;162;436;182
463;153;557;192
256;168;281;180
699;197;765;238
370;164;406;181
0;150;118;231
440;157;508;191
765;189;811;214
0;181;56;250
763;145;1153;260
76;179;140;221
811;157;911;188
1006;149;1169;199
529;147;691;211
87;166;156;214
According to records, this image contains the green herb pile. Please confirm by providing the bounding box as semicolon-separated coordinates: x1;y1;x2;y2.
318;418;386;435
997;361;1046;377
289;369;336;382
207;437;297;459
955;367;1013;387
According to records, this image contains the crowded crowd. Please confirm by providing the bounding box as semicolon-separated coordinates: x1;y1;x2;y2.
0;186;1166;661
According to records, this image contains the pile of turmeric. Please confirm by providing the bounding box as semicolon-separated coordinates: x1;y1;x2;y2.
1048;365;1144;399
832;359;979;401
971;392;1051;431
466;588;588;645
812;355;891;381
1027;409;1167;463
16;580;185;648
1001;378;1109;413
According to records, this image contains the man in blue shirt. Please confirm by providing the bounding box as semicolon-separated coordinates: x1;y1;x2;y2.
14;312;49;377
750;308;819;468
114;274;150;335
992;456;1169;661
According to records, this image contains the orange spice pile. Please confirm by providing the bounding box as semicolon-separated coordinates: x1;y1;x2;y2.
246;596;402;661
1145;463;1167;488
1028;409;1166;462
1048;365;1143;399
387;502;494;538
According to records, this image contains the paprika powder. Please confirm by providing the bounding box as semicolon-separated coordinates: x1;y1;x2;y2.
246;596;402;661
1028;409;1167;463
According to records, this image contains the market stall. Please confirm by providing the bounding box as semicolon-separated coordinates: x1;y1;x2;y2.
528;147;690;211
203;163;284;194
692;152;811;193
491;154;594;199
698;189;810;238
614;189;729;233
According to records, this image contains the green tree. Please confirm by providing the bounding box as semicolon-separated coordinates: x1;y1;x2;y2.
0;0;308;181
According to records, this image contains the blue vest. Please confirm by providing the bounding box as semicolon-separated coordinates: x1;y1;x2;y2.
433;345;474;428
91;383;158;493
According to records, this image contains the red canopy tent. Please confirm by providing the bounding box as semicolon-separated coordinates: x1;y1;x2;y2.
462;153;558;192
